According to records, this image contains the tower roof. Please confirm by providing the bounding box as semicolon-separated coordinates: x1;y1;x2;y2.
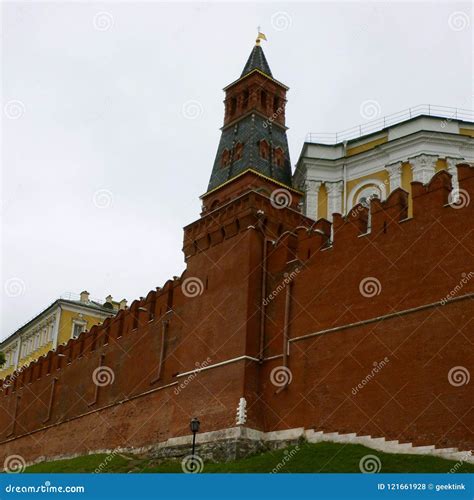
203;41;292;205
241;44;273;78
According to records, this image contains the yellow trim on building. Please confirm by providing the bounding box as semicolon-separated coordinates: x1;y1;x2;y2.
223;68;289;91
17;342;53;370
201;167;303;199
318;184;328;220
346;136;388;157
346;171;389;209
0;297;118;380
459;127;474;138
56;309;105;346
435;158;447;172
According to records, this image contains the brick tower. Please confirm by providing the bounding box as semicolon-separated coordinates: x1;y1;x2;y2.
181;39;313;435
201;38;301;213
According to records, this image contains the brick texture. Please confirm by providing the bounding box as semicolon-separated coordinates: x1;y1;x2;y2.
0;166;473;464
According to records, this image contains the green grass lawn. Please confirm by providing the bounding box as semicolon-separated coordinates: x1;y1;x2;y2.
25;442;474;474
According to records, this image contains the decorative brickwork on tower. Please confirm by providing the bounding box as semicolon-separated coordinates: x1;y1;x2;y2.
203;43;296;213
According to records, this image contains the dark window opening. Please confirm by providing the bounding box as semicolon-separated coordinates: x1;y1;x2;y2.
230;97;237;116
273;96;280;113
243;89;249;109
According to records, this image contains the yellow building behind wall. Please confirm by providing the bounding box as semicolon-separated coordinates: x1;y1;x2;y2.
296;109;474;222
0;291;127;380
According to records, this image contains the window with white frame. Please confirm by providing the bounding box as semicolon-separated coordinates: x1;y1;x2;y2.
72;321;87;339
355;185;382;208
351;184;384;233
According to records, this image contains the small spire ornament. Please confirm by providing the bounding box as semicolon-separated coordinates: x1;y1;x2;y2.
256;26;267;45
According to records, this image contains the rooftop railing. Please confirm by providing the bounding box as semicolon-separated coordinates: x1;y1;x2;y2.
305;104;474;145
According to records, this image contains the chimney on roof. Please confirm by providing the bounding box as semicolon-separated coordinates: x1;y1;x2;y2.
80;291;90;304
119;299;127;310
105;295;113;304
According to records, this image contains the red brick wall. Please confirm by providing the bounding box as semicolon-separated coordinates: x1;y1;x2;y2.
258;166;474;450
0;166;472;464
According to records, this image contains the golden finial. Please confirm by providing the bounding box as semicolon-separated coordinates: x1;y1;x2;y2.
256;26;267;45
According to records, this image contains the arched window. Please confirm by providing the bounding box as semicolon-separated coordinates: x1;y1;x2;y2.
221;149;231;167
356;186;381;208
260;90;267;110
259;139;270;160
349;182;385;233
234;142;244;161
348;180;386;210
273;147;284;167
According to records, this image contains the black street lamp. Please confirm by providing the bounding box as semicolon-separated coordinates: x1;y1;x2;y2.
190;417;200;460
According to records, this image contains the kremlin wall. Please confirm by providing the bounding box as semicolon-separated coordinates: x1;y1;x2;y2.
0;42;473;466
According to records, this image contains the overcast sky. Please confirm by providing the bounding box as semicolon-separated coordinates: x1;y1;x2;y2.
1;1;472;340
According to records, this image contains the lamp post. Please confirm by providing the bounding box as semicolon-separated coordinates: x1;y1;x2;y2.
190;417;200;466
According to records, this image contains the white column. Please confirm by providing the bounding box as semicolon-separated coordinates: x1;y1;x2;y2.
326;181;344;217
304;180;322;220
386;161;403;191
52;308;61;348
446;157;463;198
409;154;438;184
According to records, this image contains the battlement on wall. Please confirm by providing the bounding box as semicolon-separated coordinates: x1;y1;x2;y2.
0;277;181;393
3;164;472;393
183;189;313;260
0;163;472;461
267;163;473;269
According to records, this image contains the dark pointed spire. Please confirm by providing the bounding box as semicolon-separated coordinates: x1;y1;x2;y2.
202;41;293;206
241;44;273;78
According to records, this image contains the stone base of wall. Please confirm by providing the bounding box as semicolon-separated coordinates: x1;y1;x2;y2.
149;426;301;463
17;425;474;470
